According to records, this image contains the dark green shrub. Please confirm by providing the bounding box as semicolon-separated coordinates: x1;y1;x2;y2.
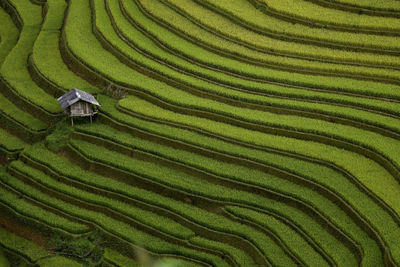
45;118;72;153
48;232;104;264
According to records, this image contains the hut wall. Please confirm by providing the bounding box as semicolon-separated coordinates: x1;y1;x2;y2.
70;101;93;116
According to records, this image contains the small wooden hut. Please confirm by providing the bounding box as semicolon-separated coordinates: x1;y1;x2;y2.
57;88;100;126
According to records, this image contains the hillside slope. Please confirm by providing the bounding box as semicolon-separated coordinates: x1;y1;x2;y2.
0;0;399;266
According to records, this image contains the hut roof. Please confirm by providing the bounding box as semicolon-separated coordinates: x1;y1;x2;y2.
57;88;100;110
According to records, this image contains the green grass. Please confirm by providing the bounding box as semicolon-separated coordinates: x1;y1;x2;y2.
21;144;263;266
0;7;19;67
74;123;385;266
125;0;400;97
68;138;357;266
104;248;202;267
10;160;195;240
67;139;300;267
98;95;400;221
0;248;10;267
104;0;400;132
0;175;90;235
225;206;329;267
70;0;400;164
22;141;353;266
140;0;400;67
44;119;72;153
103;249;139;267
37;256;84;267
0;128;26;152
108;0;400;116
117;96;400;264
0;0;61;114
102;0;400;168
95;95;400;265
331;0;400;10
68;0;400;193
2;162;230;267
118;95;400;183
187;0;400;49
31;0;99;95
0;93;49;132
0;0;398;265
122;0;400;83
260;0;400;30
96;0;400;170
189;237;259;266
0;226;48;263
69;0;400;115
7;0;42;25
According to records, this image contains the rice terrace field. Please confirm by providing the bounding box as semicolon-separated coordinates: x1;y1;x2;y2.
1;0;400;266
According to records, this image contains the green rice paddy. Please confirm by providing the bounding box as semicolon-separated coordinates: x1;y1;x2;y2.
0;0;399;266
